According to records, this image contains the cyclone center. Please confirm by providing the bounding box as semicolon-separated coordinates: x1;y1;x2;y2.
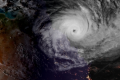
73;29;77;33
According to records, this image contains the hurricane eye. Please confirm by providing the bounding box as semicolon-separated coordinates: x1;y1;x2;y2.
73;29;76;33
58;17;87;42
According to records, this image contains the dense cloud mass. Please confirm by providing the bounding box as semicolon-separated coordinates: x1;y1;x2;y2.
39;24;87;71
36;1;92;71
33;0;120;72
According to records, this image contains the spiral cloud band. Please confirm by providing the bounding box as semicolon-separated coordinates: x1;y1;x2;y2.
38;6;93;71
56;14;88;42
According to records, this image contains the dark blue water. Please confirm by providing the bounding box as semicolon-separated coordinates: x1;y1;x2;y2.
0;9;16;19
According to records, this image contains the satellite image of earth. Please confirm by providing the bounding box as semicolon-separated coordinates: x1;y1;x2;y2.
1;0;120;80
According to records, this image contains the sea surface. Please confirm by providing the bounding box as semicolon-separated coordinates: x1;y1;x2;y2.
0;8;16;19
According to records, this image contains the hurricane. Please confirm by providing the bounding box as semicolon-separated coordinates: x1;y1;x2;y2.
34;0;120;72
35;1;100;71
